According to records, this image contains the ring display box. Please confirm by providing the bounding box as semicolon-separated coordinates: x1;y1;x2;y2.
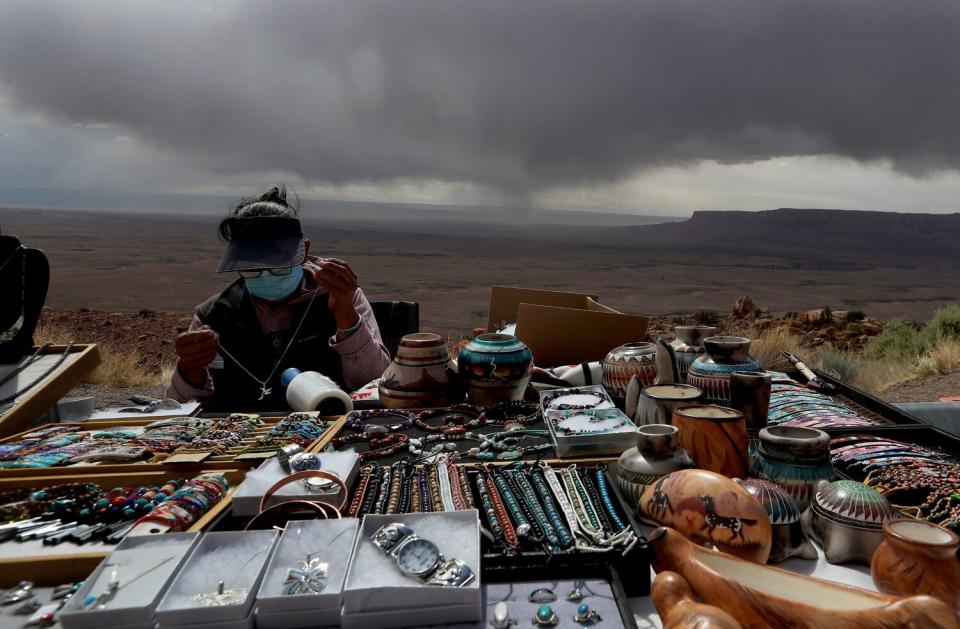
342;510;482;629
59;532;201;629
541;386;637;457
232;452;360;516
255;518;359;629
155;530;277;629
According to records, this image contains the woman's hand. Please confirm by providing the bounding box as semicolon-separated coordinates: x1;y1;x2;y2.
311;258;360;329
175;326;219;387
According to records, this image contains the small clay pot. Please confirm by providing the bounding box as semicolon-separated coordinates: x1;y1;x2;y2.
754;425;833;511
616;423;694;507
803;480;899;565
671;325;717;383
687;336;763;405
729;370;772;435
378;333;464;408
872;519;960;611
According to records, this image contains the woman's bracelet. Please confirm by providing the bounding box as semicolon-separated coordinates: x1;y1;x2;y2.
337;314;364;337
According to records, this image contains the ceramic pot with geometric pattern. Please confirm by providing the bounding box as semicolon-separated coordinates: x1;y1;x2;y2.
802;479;899;565
602;342;658;402
617;423;694;508
671;325;717;383
687;336;763;405
736;478;817;563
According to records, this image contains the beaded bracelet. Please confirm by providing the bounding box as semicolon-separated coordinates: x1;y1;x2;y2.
511;470;559;548
499;470;545;542
358;466;383;516
529;469;574;549
492;469;534;539
373;466;392;515
578;470;614;533
593;468;628;533
348;466;374;517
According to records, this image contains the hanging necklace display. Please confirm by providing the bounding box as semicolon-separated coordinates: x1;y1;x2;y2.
0;245;25;343
552;409;631;436
215;285;320;400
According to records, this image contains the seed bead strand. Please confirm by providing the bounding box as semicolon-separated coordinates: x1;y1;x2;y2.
437;458;457;511
529;469;574;549
562;467;602;540
385;462;404;514
578;469;614;533
509;470;556;547
483;470;519;548
476;471;508;547
594;468;628;532
492;469;535;539
501;469;547;541
447;458;468;510
359;466;383;517
373;466;393;515
409;467;422;513
428;465;444;510
540;464;584;543
459;467;477;510
418;468;434;512
347;465;374;518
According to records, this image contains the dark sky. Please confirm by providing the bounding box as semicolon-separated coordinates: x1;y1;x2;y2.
1;0;959;215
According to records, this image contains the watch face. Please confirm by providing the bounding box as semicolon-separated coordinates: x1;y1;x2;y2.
396;538;440;577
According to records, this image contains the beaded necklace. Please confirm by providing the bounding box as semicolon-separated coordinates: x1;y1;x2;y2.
415;406;486;434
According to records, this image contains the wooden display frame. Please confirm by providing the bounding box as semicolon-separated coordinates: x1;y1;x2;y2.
0;343;101;438
0;469;245;586
0;414;347;478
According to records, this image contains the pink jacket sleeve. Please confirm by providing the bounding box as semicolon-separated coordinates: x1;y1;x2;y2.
329;288;392;391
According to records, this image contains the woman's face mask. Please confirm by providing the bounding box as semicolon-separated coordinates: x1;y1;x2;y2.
243;265;304;301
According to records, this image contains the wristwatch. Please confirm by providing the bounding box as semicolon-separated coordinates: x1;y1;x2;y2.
370;523;475;587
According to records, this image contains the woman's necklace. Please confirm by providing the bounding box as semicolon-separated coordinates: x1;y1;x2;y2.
215;287;321;400
0;245;25;343
81;556;176;610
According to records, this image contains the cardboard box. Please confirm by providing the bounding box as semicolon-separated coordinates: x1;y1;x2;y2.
486;286;649;367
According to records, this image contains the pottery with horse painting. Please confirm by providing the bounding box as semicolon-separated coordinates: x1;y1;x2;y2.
457;333;533;406
638;468;772;563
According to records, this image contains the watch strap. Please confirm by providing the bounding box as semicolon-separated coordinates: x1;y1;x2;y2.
371;522;414;555
424;558;475;587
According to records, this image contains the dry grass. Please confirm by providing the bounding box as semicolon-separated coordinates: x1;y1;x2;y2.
34;318;170;388
916;338;960;376
748;323;955;394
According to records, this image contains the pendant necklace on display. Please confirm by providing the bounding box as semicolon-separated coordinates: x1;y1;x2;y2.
216;287;320;400
80;556;176;610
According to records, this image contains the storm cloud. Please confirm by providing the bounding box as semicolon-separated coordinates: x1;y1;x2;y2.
0;0;959;196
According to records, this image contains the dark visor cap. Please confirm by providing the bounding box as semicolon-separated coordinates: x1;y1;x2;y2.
216;216;306;273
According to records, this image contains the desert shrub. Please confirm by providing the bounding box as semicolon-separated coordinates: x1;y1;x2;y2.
921;305;960;347
866;319;925;361
694;310;720;326
817;349;859;383
783;311;797;319
847;310;866;322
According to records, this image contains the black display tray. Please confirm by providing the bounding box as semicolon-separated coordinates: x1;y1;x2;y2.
825;424;960;485
467;466;651;598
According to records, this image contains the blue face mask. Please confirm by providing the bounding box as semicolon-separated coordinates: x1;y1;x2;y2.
244;265;304;302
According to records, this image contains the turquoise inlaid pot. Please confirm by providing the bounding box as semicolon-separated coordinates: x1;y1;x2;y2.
457;333;534;406
686;336;763;404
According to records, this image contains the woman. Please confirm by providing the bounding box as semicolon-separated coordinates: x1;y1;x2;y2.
167;186;390;411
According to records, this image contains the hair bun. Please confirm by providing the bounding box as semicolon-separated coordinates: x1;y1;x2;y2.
259;185;288;206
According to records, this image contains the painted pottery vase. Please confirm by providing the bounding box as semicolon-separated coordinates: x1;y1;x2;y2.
649;526;959;629
617;424;694;507
687;336;763;404
729;370;772;435
638;469;772;563
736;478;817;563
629;383;703;426
602;342;658;401
671;325;717;383
672;405;750;478
802;479;899;565
653;571;742;629
379;333;464;408
753;425;833;511
871;519;960;611
457;333;533;406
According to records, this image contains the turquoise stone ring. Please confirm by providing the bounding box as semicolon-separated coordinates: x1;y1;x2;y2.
534;604;559;626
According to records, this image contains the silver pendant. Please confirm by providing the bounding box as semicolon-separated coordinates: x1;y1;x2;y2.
283;554;329;595
193;581;248;607
258;386;272;401
566;587;585;602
